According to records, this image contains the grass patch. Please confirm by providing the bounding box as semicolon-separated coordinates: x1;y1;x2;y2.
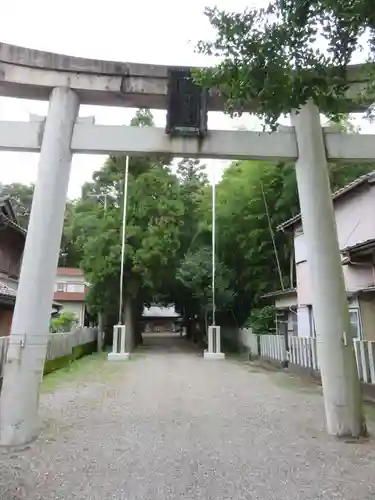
41;351;127;393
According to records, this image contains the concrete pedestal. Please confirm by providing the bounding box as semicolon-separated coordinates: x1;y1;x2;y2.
204;351;225;360
108;352;130;361
108;324;130;361
204;325;225;360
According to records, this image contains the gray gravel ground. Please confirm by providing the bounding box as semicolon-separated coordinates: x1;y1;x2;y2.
1;334;375;500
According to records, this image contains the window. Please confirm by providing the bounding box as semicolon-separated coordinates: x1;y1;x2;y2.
56;282;66;292
66;283;85;293
349;308;362;340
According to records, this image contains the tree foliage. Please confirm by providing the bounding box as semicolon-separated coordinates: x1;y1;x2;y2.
50;310;78;333
195;1;375;129
68;110;184;321
0;182;34;228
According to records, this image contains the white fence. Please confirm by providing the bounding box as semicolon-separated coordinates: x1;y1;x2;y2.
288;336;319;371
0;327;97;375
260;334;287;363
244;331;375;385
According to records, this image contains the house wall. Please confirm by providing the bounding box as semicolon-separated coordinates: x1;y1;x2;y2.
334;185;375;249
294;183;375;304
297;306;313;337
275;294;297;309
359;295;375;341
54;273;85;293
343;264;374;292
0;308;13;336
295;261;312;305
0;226;24;280
293;184;375;338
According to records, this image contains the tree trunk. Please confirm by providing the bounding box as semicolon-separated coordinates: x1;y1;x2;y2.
97;312;105;353
123;295;134;352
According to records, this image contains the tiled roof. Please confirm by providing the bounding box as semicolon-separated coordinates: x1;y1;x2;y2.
142;305;180;318
278;171;375;232
0;282;17;298
261;288;297;299
341;237;375;254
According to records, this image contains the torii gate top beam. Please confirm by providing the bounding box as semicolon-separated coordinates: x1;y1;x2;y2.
0;43;372;112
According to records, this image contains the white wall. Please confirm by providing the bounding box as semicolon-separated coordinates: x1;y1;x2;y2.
297;306;313;337
275;294;297;308
334;185;375;249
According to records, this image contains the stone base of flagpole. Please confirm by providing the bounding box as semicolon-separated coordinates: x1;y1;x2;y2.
203;351;225;360
203;325;225;360
108;325;130;361
108;353;130;361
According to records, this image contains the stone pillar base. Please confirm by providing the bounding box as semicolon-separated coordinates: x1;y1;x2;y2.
108;352;130;361
203;351;225;360
204;325;225;360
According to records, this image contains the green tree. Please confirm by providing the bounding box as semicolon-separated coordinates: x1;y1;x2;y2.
195;1;375;130
176;245;235;342
73;109;184;346
0;182;34;228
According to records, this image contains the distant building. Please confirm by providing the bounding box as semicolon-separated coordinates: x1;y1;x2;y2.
53;267;87;326
142;305;180;332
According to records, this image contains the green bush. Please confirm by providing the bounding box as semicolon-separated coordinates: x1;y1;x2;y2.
50;311;78;333
245;306;275;335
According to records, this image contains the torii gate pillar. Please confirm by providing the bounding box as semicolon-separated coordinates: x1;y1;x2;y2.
0;87;79;448
292;100;366;437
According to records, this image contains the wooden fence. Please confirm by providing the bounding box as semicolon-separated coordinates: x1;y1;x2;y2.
0;327;97;375
244;331;375;385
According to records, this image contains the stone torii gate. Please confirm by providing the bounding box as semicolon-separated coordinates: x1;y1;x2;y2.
0;43;374;447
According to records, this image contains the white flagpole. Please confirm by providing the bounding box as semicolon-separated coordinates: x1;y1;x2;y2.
212;166;216;326
118;156;130;325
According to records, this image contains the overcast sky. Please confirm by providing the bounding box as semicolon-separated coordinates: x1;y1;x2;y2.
1;0;374;198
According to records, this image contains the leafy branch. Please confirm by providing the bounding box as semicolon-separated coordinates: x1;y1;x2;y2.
195;1;375;130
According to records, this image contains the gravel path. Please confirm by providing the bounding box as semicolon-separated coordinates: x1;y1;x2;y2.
1;334;375;500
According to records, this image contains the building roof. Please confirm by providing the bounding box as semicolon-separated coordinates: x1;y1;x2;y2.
341;238;375;255
261;288;296;299
277;171;375;232
56;267;84;277
142;305;180;318
0;281;61;309
0;197;26;236
0;281;17;299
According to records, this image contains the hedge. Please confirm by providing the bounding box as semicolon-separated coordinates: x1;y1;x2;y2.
43;340;97;375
